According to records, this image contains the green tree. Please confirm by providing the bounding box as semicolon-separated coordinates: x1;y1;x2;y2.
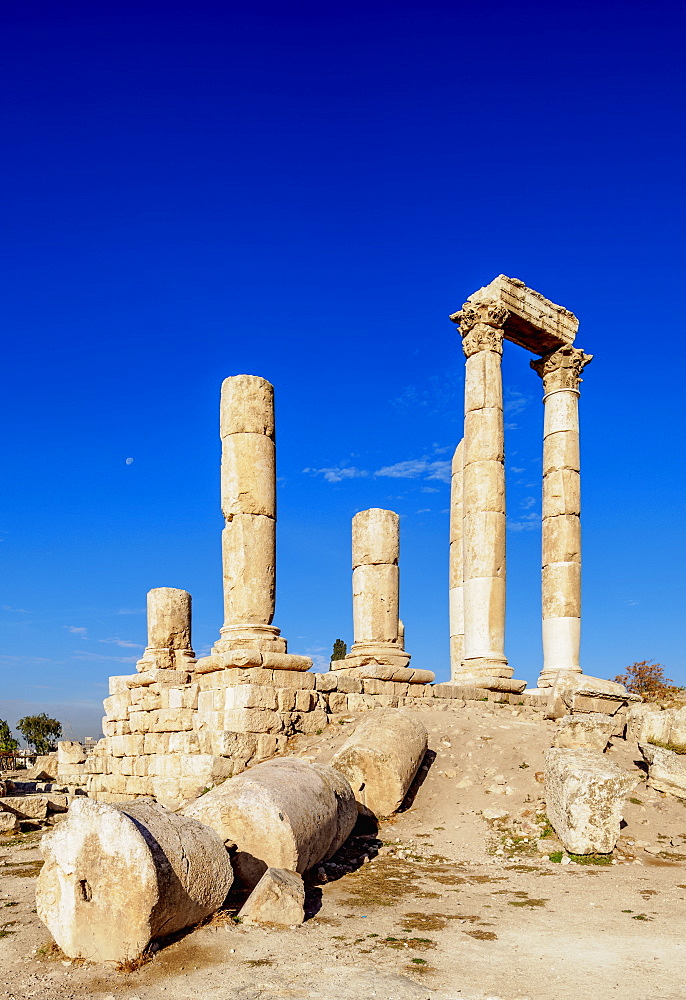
331;639;347;661
16;714;62;754
0;719;19;753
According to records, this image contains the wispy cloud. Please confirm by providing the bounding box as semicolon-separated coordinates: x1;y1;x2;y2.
99;637;144;649
508;514;539;532
504;388;532;417
72;651;138;664
375;459;451;484
416;508;432;514
303;466;369;484
65;626;88;636
2;605;30;614
0;654;55;664
510;466;525;474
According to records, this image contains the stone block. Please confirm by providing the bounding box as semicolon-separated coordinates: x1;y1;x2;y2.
0;795;48;820
542;469;580;518
277;689;297;712
108;675;131;695
225;685;278;711
542;515;581;567
552;714;614;752
294;689;315;711
238;868;305;926
639;743;686;796
463;460;506;514
262;653;313;672
351;508;399;568
150;709;194;733
0;810;20;832
544;748;637;854
346;693;377;712
221;432;276;517
143;733;170;754
315;672;338;692
293;710;328;734
103;693;131;721
336;674;363;694
222;708;284;734
210;731;259;758
221;515;276;625
328;692;349;713
255;734;281;759
271;669;315;690
221;373;275;438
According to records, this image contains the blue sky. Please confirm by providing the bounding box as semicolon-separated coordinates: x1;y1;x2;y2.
1;1;684;740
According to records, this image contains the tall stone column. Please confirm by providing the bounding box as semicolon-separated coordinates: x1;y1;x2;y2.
215;374;285;653
449;440;465;678
343;508;410;670
136;587;196;672
450;301;511;679
531;346;592;687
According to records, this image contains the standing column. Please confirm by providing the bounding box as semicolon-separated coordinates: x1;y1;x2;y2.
215;374;286;653
531;346;592;687
449;440;465;679
136;588;196;672
450;301;512;679
343;508;410;669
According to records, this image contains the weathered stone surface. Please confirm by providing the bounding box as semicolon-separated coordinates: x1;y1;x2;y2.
352;564;399;644
221;432;276;517
221;515;276;625
552;713;615;751
639;743;686;796
57;742;86;766
0;795;48;820
544;748;637;854
545;672;638;717
331;710;428;817
183;758;357;886
629;705;686;746
220;374;275;438
0;811;20;833
24;754;59;781
352;508;399;567
237;867;305;926
36;797;233;963
146;588;193;651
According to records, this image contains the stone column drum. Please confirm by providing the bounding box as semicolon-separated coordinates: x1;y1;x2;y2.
450;302;512;680
449;439;465;678
344;508;410;669
532;346;592;687
215;374;285;653
136;587;196;672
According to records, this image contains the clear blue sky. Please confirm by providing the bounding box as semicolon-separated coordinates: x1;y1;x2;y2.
1;1;684;740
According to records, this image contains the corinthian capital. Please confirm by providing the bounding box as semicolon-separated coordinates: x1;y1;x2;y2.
449;300;509;358
531;345;593;393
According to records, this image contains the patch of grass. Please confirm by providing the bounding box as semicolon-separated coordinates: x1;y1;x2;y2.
315;729;323;735
629;797;643;805
116;950;153;973
4;901;19;907
244;958;273;967
548;851;564;863
649;740;686;755
410;958;427;965
0;860;44;878
632;914;651;921
508;898;547;907
464;930;498;940
568;853;613;866
622;909;633;913
536;813;555;838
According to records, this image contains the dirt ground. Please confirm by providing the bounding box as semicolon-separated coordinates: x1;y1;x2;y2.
2;701;685;1000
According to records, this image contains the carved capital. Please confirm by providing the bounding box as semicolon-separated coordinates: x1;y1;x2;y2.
531;345;593;393
449;300;509;358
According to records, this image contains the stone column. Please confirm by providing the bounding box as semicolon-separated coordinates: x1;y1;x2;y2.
215;374;285;653
450;301;511;679
136;587;196;672
531;346;592;687
344;508;410;669
449;440;465;679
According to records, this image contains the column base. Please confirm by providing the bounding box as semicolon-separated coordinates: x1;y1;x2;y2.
135;647;196;673
337;643;411;671
449;674;526;694
214;624;287;654
537;665;582;689
459;655;512;679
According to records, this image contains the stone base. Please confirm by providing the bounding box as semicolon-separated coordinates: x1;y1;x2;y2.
334;645;411;672
537;665;582;689
197;649;312;674
214;624;287;654
335;664;435;684
135;648;197;673
543;672;640;720
448;675;526;694
459;656;513;679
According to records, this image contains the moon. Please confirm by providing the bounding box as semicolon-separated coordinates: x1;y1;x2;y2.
125;457;134;465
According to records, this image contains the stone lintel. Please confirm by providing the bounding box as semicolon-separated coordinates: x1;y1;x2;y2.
465;275;578;355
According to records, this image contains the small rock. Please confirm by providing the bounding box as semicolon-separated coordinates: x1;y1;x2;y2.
238;868;305;927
